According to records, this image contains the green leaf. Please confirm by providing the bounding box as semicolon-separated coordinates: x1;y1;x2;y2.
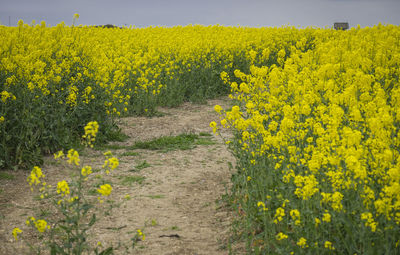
50;243;68;255
88;213;96;227
81;203;93;214
99;247;113;255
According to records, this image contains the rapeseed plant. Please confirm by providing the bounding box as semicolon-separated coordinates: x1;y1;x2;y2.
11;122;141;254
12;227;22;241
215;24;400;254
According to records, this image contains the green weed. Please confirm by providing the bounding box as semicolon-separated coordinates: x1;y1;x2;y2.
135;161;151;170
146;194;165;199
199;132;212;137
129;133;215;152
120;151;140;157
0;172;15;180
120;176;146;186
171;225;179;231
95;143;128;151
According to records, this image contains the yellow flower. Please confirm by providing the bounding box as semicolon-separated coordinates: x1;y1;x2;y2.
54;150;64;159
97;184;112;197
273;207;285;223
257;201;268;211
290;209;301;225
220;119;227;128
34;219;50;233
27;166;45;187
315;217;321;227
12;227;22;241
108;157;119;170
26;217;49;233
66;86;78;106
297;237;308;248
104;151;112;157
103;157;119;173
324;241;335;250
361;212;378;232
294;175;319;200
82;121;99;147
137;229;145;240
57;180;70;197
214;105;223;114
68;196;78;203
27;217;35;225
67;149;80;166
0;116;4;123
322;212;331;223
209;121;218;134
275;232;288;240
1;91;16;103
81;165;92;177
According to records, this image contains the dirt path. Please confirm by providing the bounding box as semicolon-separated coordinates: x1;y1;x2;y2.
0;98;235;255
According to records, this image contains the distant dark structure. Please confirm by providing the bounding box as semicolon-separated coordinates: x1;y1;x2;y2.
334;22;349;30
94;24;122;29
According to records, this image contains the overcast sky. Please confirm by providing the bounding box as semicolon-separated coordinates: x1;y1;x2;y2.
1;0;399;28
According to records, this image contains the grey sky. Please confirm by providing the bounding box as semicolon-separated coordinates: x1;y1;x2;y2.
1;0;399;28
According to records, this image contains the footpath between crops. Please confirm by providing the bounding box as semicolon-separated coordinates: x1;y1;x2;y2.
0;97;240;255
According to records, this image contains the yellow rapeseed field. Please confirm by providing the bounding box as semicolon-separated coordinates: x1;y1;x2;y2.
1;17;399;253
0;19;302;168
214;24;400;254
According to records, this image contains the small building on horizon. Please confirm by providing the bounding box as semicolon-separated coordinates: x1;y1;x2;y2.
334;22;349;30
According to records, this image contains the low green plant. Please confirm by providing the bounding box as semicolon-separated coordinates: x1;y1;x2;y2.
151;219;158;226
119;151;140;157
95;143;128;151
120;175;146;186
199;132;212;137
0;172;15;180
135;160;151;170
145;194;165;199
129;133;215;152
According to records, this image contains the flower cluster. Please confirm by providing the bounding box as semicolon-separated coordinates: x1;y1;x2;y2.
26;217;50;233
82;121;99;147
67;149;80;166
57;180;70;197
27;166;45;188
102;151;119;174
137;229;145;241
97;184;112;203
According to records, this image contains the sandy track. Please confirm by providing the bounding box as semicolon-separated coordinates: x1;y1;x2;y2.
0;98;235;255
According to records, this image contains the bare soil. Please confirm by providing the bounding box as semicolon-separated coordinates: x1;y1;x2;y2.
0;98;236;255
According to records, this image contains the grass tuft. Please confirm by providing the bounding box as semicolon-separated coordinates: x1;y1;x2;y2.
129;133;215;152
146;194;165;199
135;160;151;170
0;172;15;180
120;176;146;186
199;132;213;137
119;151;140;157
